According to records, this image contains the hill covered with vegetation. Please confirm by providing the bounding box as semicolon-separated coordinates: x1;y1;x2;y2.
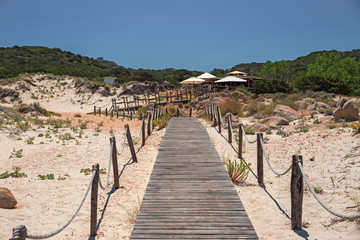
1;46;359;95
0;46;200;86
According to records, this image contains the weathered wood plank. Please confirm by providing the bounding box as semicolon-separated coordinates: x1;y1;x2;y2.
130;117;258;239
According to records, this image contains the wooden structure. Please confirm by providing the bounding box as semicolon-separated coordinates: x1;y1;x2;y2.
130;117;258;239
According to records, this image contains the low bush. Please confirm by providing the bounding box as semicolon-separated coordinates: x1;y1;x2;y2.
225;159;251;184
219;98;243;117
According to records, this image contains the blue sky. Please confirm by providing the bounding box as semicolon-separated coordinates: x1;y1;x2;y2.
0;0;359;71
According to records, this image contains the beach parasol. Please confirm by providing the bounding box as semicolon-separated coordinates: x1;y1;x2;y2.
214;76;247;83
180;77;205;85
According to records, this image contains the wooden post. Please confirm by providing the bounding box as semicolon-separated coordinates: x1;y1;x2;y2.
210;104;213;121
105;108;108;117
99;107;101;116
94;106;96;115
217;105;221;133
185;89;188;100
291;155;303;230
147;111;152;136
257;132;264;184
130;111;133;120
166;92;169;103
176;107;179;117
227;115;232;143
189;107;192;117
111;110;114;118
117;110;119;119
90;163;99;237
110;137;120;189
238;124;243;158
125;124;137;163
122;97;126;110
180;90;183;101
141;115;146;146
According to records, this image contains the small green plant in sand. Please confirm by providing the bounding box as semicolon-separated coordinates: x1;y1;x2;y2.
56;154;63;157
80;168;92;175
244;128;255;135
37;173;55;180
152;115;170;130
74;114;81;118
313;186;323;194
0;166;27;179
351;121;360;134
265;128;273;135
58;133;74;140
26;136;35;144
9;148;23;158
225;159;251;184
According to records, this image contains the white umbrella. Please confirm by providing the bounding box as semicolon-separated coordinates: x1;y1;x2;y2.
180;77;205;85
197;72;216;79
214;76;247;83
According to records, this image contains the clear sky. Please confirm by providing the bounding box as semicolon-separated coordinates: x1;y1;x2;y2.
0;0;359;72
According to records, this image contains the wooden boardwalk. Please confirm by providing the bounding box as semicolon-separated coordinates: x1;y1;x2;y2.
130;117;258;239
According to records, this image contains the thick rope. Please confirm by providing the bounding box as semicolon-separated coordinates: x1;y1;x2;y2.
260;138;292;176
117;128;128;156
27;170;96;239
295;155;360;219
99;142;113;190
240;124;257;144
133;116;144;142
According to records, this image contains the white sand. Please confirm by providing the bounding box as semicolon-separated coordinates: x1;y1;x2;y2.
1;75;359;239
204;119;360;240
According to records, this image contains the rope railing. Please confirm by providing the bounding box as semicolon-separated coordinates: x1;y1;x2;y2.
99;142;113;190
260;138;292;176
207;104;360;231
24;170;96;239
10;107;164;239
295;154;360;219
240;123;257;144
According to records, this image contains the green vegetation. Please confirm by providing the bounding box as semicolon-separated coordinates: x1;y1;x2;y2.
26;136;35;144
219;98;243;117
37;173;54;180
225;159;251;184
0;46;200;86
9;148;23;158
313;186;323;194
0;166;27;179
152;114;170;130
80;168;92;175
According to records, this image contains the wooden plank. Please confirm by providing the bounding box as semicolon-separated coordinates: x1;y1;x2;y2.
130;118;258;239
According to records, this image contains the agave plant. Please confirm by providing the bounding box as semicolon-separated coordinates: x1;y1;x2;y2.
226;159;251;184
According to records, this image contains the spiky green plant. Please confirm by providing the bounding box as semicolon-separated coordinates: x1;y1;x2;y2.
226;159;251;184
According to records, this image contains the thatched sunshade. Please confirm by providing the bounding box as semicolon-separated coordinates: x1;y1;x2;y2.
180;77;205;85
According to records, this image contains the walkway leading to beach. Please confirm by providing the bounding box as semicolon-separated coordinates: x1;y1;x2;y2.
130;117;258;239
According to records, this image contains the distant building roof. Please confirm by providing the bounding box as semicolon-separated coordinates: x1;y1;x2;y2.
226;71;247;76
104;77;117;84
198;72;216;79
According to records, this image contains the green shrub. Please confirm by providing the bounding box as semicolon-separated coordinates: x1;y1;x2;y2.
26;137;35;144
37;174;54;180
0;166;27;179
225;159;251;184
219;98;243;117
9;148;23;158
244;128;255;135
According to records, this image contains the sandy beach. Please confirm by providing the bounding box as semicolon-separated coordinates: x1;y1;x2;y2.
1;76;359;239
